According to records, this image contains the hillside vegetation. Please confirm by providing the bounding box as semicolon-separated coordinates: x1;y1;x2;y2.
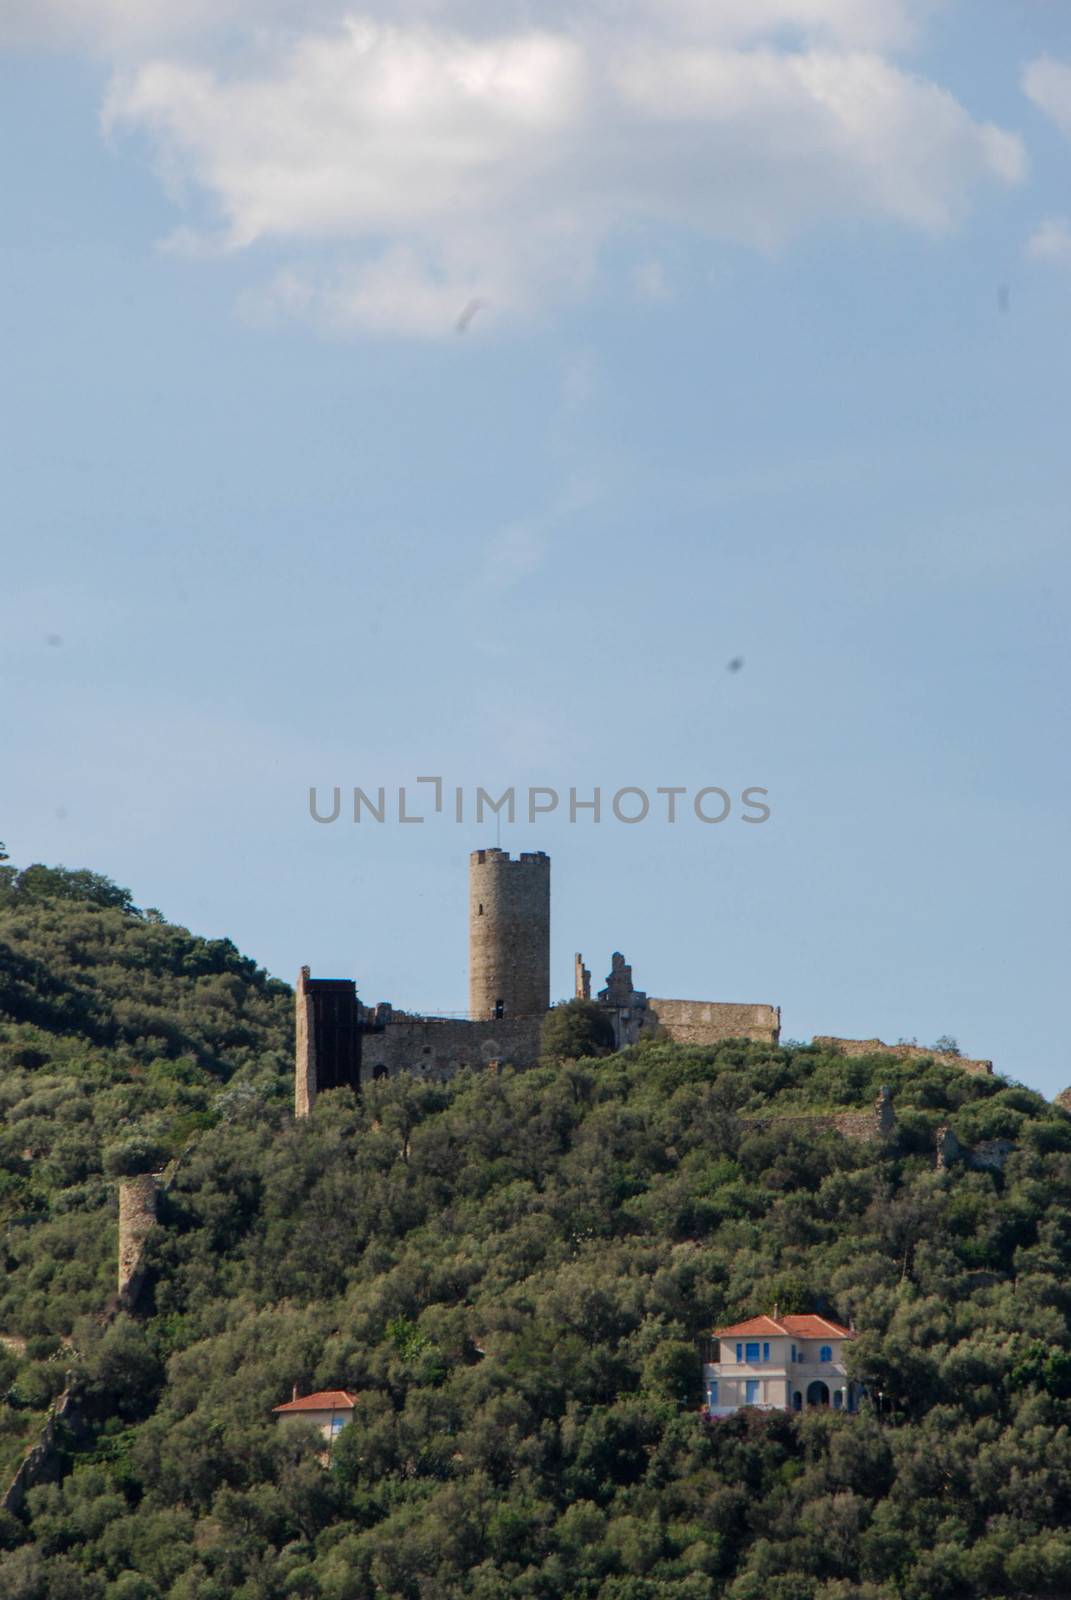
0;858;290;1490
3;862;1071;1599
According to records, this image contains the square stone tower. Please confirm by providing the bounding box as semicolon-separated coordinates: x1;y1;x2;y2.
294;966;362;1116
468;849;550;1020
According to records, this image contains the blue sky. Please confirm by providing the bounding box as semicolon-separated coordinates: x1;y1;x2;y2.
2;1;1070;1093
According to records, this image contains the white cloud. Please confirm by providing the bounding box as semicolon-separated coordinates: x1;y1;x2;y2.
1027;217;1071;264
245;247;510;337
1023;55;1071;140
9;1;1026;336
0;0;935;55
1022;58;1071;269
0;0;236;53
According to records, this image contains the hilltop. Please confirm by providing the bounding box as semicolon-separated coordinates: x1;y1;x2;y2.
3;862;1071;1598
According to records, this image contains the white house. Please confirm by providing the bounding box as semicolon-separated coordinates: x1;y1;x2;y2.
703;1314;859;1416
271;1388;358;1443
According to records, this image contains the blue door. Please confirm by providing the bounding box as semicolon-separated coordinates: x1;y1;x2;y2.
746;1380;760;1405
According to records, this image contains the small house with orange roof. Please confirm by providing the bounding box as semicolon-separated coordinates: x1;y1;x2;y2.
271;1388;358;1444
703;1312;858;1416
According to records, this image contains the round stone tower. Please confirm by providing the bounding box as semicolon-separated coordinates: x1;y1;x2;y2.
469;849;550;1020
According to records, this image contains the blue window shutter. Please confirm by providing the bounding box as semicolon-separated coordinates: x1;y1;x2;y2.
736;1343;742;1362
820;1345;832;1363
745;1342;760;1362
763;1342;770;1361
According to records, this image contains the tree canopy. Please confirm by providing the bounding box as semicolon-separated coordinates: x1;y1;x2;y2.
541;999;617;1061
2;861;1071;1598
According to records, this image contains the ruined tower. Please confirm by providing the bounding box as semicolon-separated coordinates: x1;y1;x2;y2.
468;849;550;1020
117;1174;160;1300
295;965;362;1117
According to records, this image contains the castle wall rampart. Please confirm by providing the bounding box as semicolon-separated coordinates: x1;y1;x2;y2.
740;1089;896;1145
647;998;781;1047
813;1037;992;1076
362;1015;543;1084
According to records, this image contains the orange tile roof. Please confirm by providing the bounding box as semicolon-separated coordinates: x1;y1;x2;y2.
712;1315;787;1338
713;1314;853;1340
780;1315;853;1340
272;1389;358;1414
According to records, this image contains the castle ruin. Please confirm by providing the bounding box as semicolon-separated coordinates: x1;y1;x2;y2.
294;850;994;1114
295;848;780;1113
117;1174;160;1300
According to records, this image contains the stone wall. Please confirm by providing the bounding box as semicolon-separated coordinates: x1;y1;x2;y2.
295;965;317;1118
647;999;781;1047
2;1383;81;1517
117;1174;160;1299
743;1088;896;1145
936;1126;1017;1172
813;1037;993;1076
361;1014;543;1085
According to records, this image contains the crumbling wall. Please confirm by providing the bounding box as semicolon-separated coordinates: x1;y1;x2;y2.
2;1384;80;1517
970;1138;1016;1171
595;954;649;1049
117;1174;159;1300
936;1126;1016;1172
362;1015;543;1084
813;1037;992;1076
295;965;317;1118
743;1088;896;1145
648;999;781;1047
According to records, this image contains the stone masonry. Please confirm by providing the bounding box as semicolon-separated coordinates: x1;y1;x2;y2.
646;998;781;1048
579;952;781;1052
294;852;996;1112
744;1086;897;1145
117;1174;160;1299
360;1014;542;1084
469;849;550;1020
813;1037;993;1076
